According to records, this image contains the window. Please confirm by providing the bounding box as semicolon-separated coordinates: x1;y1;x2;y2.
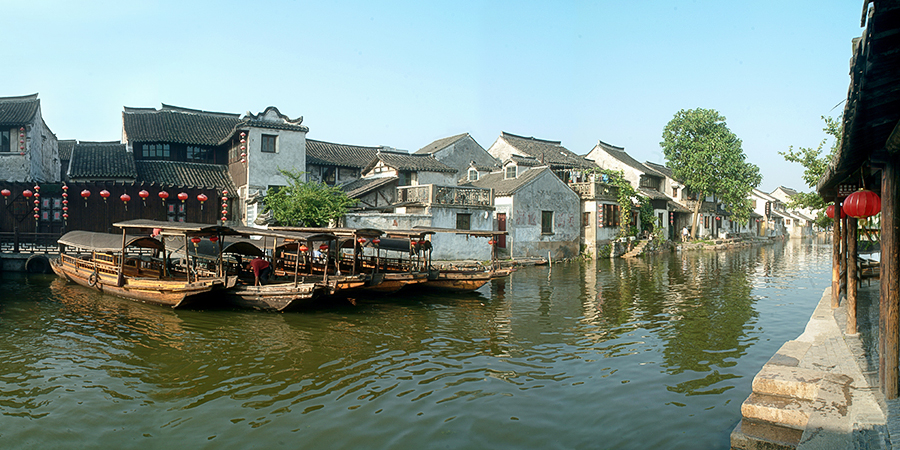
505;165;516;179
167;202;186;222
456;213;471;230
672;187;678;197
0;130;9;153
602;204;619;227
322;167;336;185
142;143;170;158
583;212;591;227
468;168;479;181
261;134;277;153
187;146;209;161
541;211;553;234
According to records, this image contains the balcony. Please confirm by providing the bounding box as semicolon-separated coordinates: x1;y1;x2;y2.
569;181;618;201
397;185;493;207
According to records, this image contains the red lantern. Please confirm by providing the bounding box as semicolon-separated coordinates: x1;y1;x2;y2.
158;190;169;202
319;244;329;251
418;240;427;245
209;235;219;243
842;189;881;219
372;238;381;245
63;213;68;219
190;237;202;244
488;240;495;245
22;189;32;198
99;190;110;203
81;189;91;206
139;190;150;200
197;193;208;210
357;237;367;245
1;189;9;205
177;192;188;203
825;204;846;219
299;244;309;252
120;193;131;210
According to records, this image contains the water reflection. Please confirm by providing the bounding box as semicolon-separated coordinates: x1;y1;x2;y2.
0;240;832;450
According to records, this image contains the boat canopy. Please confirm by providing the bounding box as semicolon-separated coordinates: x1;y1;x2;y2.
58;230;164;253
113;219;241;237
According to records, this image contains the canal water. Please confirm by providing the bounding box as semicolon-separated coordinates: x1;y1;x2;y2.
0;239;831;450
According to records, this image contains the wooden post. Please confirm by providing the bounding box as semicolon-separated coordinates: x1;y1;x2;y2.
832;209;841;308
881;158;900;399
847;217;858;335
842;214;849;300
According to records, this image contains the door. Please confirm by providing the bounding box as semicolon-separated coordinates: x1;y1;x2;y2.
497;213;507;248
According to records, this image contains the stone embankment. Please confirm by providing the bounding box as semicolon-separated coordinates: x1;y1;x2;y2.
731;286;890;449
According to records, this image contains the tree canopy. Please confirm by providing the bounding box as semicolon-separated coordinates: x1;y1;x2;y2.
660;108;761;235
262;169;358;227
778;115;841;227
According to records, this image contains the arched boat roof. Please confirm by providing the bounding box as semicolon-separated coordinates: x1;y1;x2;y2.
58;230;164;252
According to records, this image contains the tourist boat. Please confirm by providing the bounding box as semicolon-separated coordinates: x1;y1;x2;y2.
410;227;513;291
51;220;236;308
189;226;367;311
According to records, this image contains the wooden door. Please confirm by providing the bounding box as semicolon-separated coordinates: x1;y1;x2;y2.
497;213;507;248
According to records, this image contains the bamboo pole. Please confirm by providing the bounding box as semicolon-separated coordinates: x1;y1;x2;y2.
847;217;858;335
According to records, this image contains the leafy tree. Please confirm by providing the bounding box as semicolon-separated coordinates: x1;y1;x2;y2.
660;108;761;237
262;169;358;227
582;168;654;237
779;115;841;228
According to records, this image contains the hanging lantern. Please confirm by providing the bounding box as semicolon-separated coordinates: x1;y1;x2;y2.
138;190;150;206
190;236;202;248
120;193;131;211
357;237;367;245
100;190;110;203
197;193;208;210
81;189;91;206
418;240;427;245
22;189;32;198
158;190;169;206
177;192;188;203
62;206;68;212
209;235;219;243
825;204;846;219
842;189;881;219
488;239;495;245
299;244;309;252
63;213;68;220
319;244;329;251
1;189;9;205
372;238;380;246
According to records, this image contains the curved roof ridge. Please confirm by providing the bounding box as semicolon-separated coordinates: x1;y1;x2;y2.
501;131;561;145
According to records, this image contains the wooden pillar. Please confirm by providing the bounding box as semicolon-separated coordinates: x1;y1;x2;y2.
847;217;858;335
832;209;841;308
881;158;900;399
842;214;849;300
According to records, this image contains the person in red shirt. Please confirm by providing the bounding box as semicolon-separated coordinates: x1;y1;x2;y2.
250;257;271;286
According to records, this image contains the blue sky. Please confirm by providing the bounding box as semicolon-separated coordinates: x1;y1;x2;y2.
5;1;863;192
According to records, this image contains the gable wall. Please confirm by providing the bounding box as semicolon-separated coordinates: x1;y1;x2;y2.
245;127;307;225
503;170;580;259
431;136;499;181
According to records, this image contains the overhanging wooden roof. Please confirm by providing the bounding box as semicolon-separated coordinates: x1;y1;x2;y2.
818;1;900;199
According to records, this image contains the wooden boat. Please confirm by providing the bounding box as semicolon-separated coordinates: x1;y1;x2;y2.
52;226;230;308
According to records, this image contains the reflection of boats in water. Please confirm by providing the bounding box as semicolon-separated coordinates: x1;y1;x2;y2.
51;223;233;308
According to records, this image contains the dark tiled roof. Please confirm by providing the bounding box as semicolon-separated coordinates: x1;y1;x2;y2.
341;176;397;198
637;187;669;200
69;142;137;179
592;139;651;173
776;186;799;197
464;166;553;196
58;139;76;160
363;151;457;174
135;160;237;192
305;139;380;169
0;94;40;126
644;161;674;179
508;154;542;167
123;104;242;146
414;133;468;155
668;201;692;213
500;132;596;169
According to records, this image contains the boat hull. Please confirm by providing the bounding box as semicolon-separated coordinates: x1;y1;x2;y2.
220;283;322;312
51;257;222;308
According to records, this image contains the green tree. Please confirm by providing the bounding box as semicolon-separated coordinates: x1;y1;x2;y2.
778;115;841;228
262;169;358;227
660;108;762;237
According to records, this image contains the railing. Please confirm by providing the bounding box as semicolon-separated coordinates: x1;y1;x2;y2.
0;232;62;253
397;185;493;207
569;181;618;200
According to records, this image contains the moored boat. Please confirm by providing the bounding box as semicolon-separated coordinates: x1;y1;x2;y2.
51;221;234;308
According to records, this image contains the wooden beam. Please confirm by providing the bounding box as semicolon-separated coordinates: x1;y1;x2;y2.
842;215;849;302
881;156;900;399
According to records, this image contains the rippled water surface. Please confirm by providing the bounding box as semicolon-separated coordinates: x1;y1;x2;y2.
0;239;832;449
